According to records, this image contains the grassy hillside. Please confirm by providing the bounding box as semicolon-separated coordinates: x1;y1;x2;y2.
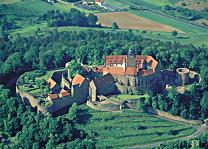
0;0;93;22
76;105;196;148
0;0;22;4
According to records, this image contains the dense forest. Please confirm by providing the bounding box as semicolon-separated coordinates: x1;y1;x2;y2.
40;9;98;27
0;28;208;148
162;5;208;21
0;85;96;148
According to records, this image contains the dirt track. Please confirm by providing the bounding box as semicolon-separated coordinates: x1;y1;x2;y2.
96;12;184;33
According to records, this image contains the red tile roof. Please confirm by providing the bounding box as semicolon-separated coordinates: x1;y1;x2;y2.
95;66;103;73
72;74;85;86
106;55;127;65
48;94;59;100
103;67;125;75
104;55;158;76
96;0;102;3
60;89;70;97
126;67;137;75
47;78;57;89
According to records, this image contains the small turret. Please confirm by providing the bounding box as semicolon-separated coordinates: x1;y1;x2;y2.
127;49;136;67
128;49;135;56
176;68;190;86
65;62;71;79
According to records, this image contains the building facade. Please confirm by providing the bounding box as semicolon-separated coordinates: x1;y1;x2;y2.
89;53;160;101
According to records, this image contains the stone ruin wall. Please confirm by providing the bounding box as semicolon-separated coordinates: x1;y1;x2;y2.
16;76;89;115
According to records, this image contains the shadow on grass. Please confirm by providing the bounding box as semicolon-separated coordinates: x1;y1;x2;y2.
176;36;190;39
77;108;92;124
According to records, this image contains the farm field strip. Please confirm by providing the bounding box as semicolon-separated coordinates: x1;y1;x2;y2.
95;12;184;33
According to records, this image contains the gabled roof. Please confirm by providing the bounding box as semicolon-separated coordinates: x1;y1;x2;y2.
48;78;57;89
125;67;137;75
92;73;114;89
104;55;158;76
72;74;86;86
51;70;66;84
106;55;127;65
103;67;125;75
96;0;102;3
95;66;103;73
48;94;59;100
60;89;70;97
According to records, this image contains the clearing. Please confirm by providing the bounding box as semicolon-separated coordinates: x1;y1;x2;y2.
96;12;184;33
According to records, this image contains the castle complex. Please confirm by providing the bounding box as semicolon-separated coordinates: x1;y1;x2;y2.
16;53;201;115
90;52;159;101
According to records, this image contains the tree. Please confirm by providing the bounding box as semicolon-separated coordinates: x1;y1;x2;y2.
137;99;146;113
69;60;84;78
200;92;208;118
87;13;98;26
45;136;56;149
3;52;22;74
112;22;119;29
67;103;79;122
171;30;178;37
190;140;199;149
180;107;188;119
70;8;86;26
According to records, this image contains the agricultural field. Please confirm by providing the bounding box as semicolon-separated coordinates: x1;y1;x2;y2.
96;12;184;33
76;105;196;148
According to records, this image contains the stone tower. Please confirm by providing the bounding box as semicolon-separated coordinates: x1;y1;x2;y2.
176;68;190;86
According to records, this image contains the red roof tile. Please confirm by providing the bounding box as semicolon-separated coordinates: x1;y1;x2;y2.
47;78;57;89
48;94;59;100
72;74;85;86
106;55;127;65
125;67;137;75
104;55;158;76
60;89;70;97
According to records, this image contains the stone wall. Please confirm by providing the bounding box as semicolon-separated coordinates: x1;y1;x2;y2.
87;101;120;111
160;69;201;87
61;73;70;89
16;75;89;115
113;72;158;94
89;81;116;101
115;83;152;94
72;80;89;100
97;82;116;96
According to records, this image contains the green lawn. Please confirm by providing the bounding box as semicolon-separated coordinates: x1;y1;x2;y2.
39;68;66;81
0;0;21;4
110;94;149;100
76;104;196;148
